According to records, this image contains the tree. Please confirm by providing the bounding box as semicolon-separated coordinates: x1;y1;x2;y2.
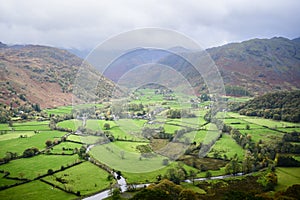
162;159;169;166
179;189;198;200
189;170;197;185
225;154;241;175
45;140;53;147
205;171;212;179
242;151;255;173
23;147;39;158
103;123;110;130
47;169;54;175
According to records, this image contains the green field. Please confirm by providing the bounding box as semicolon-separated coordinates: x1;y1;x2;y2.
0;130;66;157
0;131;36;141
43;162;112;195
50;142;82;154
122;162;199;184
0;155;79;179
227;112;300;129
1;89;300;199
90;142;169;173
0;180;76;200
276;167;300;191
207;133;245;160
57;119;82;131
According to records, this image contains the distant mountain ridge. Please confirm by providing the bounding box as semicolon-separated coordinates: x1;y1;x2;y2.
1;36;299;109
0;43;116;108
100;36;300;95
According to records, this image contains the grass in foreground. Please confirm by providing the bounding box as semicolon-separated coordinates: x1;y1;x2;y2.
0;180;76;200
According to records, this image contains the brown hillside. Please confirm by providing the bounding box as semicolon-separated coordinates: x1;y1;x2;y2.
0;44;116;109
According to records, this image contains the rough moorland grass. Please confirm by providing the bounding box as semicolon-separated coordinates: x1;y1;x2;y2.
57;119;82;131
207;133;245;160
0;180;76;200
90;142;168;173
43;162;113;196
0;130;66;157
276;167;300;191
0;154;79;179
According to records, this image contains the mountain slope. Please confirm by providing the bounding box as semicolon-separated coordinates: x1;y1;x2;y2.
100;37;300;95
207;37;300;94
0;44;116;108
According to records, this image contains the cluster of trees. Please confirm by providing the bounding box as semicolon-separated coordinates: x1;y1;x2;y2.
128;103;144;112
23;147;39;158
0;102;45;123
225;85;251;96
235;90;300;122
131;179;198;200
167;109;196;119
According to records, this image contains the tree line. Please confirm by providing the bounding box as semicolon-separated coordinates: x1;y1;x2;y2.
234;90;300;122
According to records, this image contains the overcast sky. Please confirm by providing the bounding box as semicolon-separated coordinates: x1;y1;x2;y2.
0;0;299;50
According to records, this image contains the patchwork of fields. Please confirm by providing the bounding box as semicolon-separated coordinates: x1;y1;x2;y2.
1;89;300;199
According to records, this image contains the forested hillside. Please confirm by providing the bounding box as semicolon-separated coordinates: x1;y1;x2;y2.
235;90;300;122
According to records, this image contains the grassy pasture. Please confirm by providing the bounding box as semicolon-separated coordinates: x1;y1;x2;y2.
81;135;102;144
0;180;76;200
0;155;79;180
57;119;82;131
239;128;284;144
227;112;300;128
276;127;300;133
45;104;103;115
276;167;300;191
9;121;51;131
67;134;82;142
0;176;22;187
0;130;66;157
90;142;168;173
50;142;82;154
45;105;73;115
207;133;244;160
43;162;112;196
0;131;35;141
122;162;198;184
113;141;149;153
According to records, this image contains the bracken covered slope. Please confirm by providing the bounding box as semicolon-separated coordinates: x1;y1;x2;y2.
0;43;116;108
